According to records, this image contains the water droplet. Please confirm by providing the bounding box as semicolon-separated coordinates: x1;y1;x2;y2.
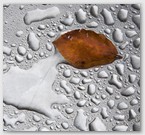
15;55;24;63
47;31;56;37
82;78;92;84
91;98;100;105
3;46;12;56
33;114;41;122
117;9;128;22
24;7;60;25
65;108;74;114
130;55;140;69
27;32;40;51
133;38;140;48
129;109;137;120
91;107;99;113
78;86;85;91
45;119;55;125
27;53;33;60
46;42;52;51
121;87;135;96
39;52;44;57
100;107;109;119
80;71;88;77
60;15;74;26
75;9;87;24
119;41;129;50
109;74;122;89
98;71;108;78
38;24;46;30
110;7;115;12
70;77;80;84
90;6;99;17
87;84;96;95
133;122;140;131
115;64;124;75
19;5;24;10
74;91;81;99
131;4;140;10
130;99;138;106
77;100;87;107
11;43;16;47
125;30;137;38
60;80;72;94
132;15;140;29
114;115;125;121
61;122;69;129
63;69;71;78
89;117;107;131
112;28;123;43
107;100;115;109
101;8;114;25
17;46;27;56
16;31;23;37
86;21;98;28
104;28;111;34
112;125;128;131
74;109;88;131
58;25;64;31
117;102;128;110
38;127;50;131
106;87;114;95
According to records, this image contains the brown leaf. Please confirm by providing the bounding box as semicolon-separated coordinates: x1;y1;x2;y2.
53;29;121;69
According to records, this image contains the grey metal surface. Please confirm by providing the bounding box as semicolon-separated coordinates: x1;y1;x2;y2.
3;4;140;131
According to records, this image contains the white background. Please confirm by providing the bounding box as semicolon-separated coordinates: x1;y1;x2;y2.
0;0;144;134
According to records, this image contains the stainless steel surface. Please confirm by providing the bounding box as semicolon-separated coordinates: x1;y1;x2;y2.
3;4;140;131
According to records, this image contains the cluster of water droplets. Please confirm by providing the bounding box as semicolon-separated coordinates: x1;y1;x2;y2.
3;4;140;131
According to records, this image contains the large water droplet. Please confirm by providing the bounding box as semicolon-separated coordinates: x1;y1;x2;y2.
27;32;40;51
24;7;60;25
117;9;128;22
74;109;88;131
112;28;123;43
89;117;107;131
109;74;122;89
101;8;114;25
121;87;135;96
75;9;87;24
132;15;140;29
90;6;99;17
60;15;74;26
17;46;27;56
130;55;140;69
87;84;96;95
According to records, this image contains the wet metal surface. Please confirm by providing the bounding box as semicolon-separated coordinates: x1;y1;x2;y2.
3;4;140;131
